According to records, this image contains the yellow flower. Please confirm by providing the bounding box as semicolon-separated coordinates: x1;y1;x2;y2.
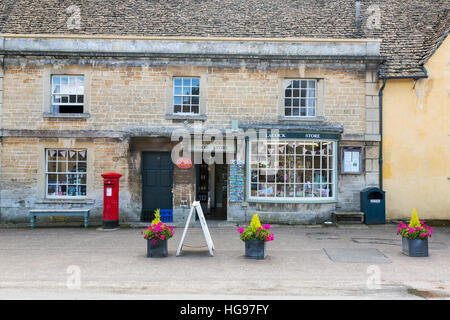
151;208;161;225
408;208;421;229
250;214;262;232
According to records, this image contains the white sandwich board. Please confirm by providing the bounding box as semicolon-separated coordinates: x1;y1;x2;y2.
176;201;215;257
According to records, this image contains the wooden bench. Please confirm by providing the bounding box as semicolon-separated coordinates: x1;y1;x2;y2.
29;209;90;228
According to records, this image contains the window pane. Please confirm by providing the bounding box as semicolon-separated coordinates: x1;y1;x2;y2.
174;78;182;86
174;86;182;95
183;87;191;95
78;185;87;196
78;150;87;160
47;161;57;172
47;184;57;196
57;162;67;172
285;108;291;116
191;78;200;87
78;162;87;172
57;185;67;196
57;174;67;184
67;174;77;184
67;185;77;196
47;174;57;184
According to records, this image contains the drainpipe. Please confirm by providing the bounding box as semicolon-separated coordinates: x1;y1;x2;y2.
378;78;387;190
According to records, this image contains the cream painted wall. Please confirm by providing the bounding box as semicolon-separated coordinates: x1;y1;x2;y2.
383;36;450;220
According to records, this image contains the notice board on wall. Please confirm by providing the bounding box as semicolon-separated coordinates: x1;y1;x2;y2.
229;159;245;202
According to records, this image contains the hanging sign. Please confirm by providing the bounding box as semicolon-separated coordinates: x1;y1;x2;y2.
176;158;193;169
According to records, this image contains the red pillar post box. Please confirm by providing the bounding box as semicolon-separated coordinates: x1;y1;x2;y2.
101;172;122;229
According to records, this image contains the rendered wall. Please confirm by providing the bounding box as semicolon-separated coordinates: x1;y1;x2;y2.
383;37;450;220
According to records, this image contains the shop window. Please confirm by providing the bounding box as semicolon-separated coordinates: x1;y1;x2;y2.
173;77;200;114
51;75;84;114
284;79;316;117
46;149;87;197
249;140;335;200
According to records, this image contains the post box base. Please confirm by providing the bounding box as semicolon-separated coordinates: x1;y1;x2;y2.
103;220;119;229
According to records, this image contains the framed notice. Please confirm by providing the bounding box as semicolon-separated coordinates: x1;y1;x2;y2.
340;147;363;174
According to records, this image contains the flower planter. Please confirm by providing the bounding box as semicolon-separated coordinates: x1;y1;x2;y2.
245;239;266;259
147;239;168;258
402;237;428;257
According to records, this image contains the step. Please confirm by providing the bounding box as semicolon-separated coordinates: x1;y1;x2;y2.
332;211;364;224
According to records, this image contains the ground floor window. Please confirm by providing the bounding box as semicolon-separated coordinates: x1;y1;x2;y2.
249;139;336;200
46;149;87;197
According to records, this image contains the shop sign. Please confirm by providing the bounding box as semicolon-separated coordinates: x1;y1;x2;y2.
265;131;340;140
191;141;236;153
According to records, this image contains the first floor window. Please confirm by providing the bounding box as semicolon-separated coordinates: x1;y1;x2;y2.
173;77;200;114
284;79;316;117
249;139;335;200
46;149;87;197
51;75;84;114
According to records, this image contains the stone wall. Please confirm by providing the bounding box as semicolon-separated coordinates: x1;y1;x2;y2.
0;56;380;223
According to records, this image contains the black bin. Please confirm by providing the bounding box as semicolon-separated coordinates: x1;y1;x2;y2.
360;187;386;224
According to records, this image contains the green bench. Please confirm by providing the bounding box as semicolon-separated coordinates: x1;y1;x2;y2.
29;209;90;228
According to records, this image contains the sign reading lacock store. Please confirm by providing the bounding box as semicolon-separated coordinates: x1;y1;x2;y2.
246;132;339;203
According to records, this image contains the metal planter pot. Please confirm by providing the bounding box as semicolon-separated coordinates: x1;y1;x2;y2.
147;239;168;258
245;239;267;259
402;237;428;257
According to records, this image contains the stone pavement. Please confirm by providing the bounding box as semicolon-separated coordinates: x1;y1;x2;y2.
0;222;449;299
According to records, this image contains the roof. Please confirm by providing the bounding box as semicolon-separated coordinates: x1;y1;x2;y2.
0;0;448;78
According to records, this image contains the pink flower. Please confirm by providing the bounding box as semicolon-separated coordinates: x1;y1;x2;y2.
408;229;414;234
161;235;165;240
420;233;426;238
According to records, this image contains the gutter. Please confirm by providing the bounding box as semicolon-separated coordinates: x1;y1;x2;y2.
378;78;387;190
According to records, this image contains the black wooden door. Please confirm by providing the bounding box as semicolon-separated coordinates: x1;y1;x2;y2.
141;152;173;222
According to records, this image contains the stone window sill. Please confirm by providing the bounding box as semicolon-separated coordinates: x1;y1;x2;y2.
165;114;207;121
278;115;326;123
43;112;90;120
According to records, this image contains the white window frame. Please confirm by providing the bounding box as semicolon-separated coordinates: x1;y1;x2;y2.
173;77;200;114
51;75;85;114
45;148;87;198
247;139;337;202
284;79;317;117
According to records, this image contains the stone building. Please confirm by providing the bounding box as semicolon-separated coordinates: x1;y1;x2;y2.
0;1;447;225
